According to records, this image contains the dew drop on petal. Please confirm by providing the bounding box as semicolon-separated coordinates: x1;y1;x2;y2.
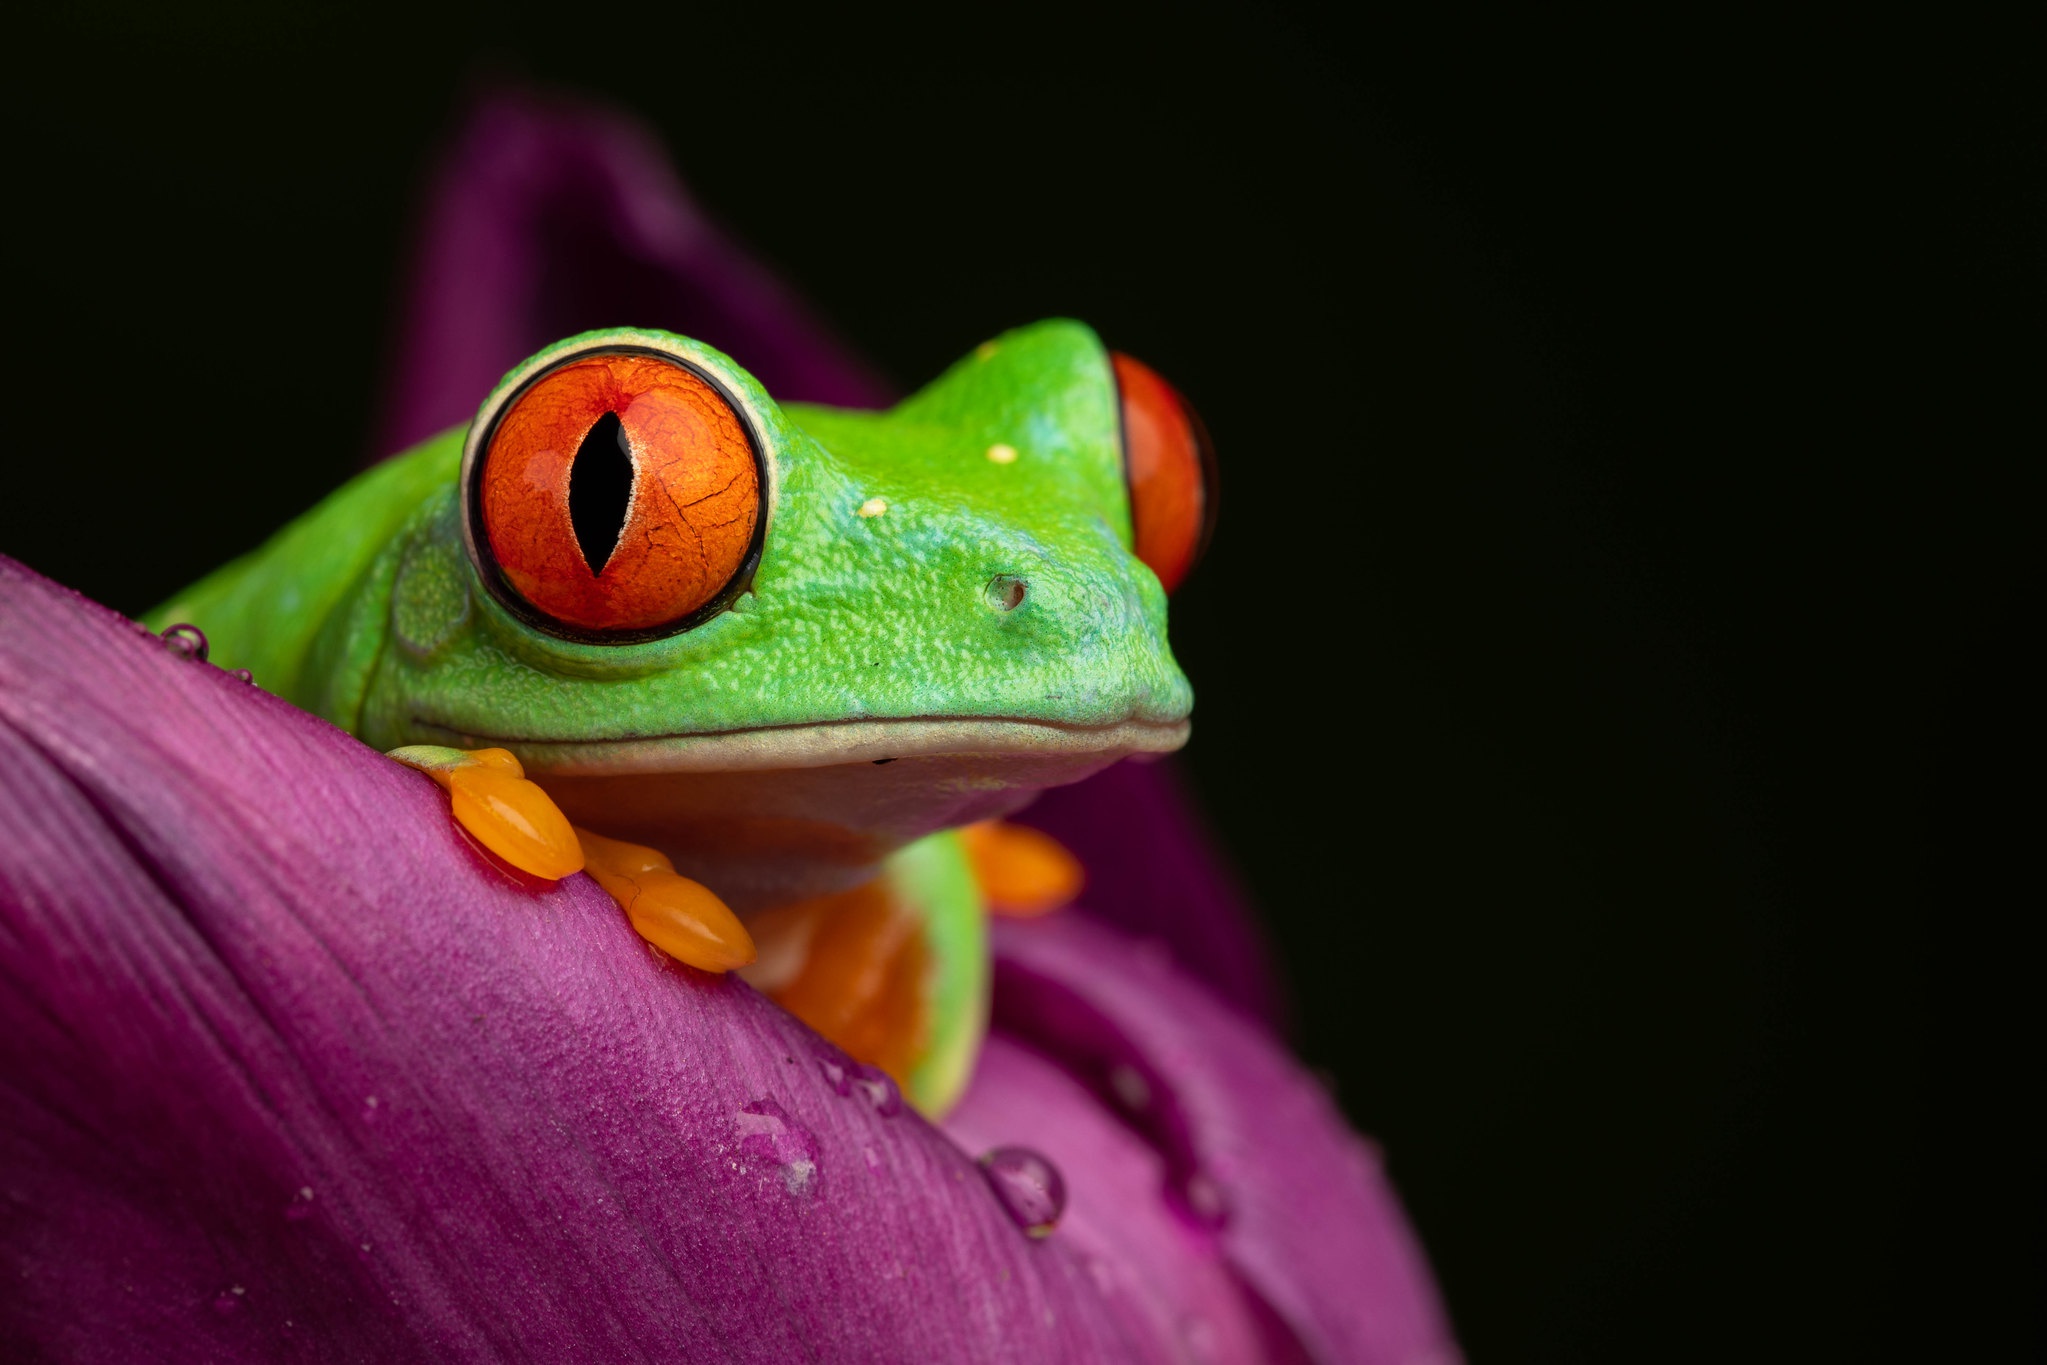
979;1146;1067;1237
852;1064;901;1117
736;1099;821;1197
160;623;208;662
818;1055;852;1096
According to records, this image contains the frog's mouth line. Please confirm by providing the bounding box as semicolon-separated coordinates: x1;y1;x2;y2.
406;715;1191;777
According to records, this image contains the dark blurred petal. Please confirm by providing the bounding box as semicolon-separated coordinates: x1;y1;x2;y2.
975;914;1460;1365
0;559;1152;1362
1017;758;1285;1027
376;89;892;454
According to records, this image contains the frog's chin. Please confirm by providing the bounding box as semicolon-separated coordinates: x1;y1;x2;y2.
438;715;1188;916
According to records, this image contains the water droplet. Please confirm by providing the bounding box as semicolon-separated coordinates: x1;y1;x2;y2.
1108;1063;1151;1111
979;1146;1066;1237
284;1186;315;1221
852;1064;901;1117
230;668;254;684
160;623;208;663
818;1056;852;1096
736;1099;821;1196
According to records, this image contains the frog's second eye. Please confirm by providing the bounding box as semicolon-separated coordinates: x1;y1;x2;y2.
470;350;763;640
1111;352;1218;594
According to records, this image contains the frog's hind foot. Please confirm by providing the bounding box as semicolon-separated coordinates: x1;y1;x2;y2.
742;878;932;1095
959;820;1083;916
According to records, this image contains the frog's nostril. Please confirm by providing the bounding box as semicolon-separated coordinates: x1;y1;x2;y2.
985;575;1027;612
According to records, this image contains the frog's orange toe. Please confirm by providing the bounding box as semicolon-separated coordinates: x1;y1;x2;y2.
389;745;584;880
960;820;1084;917
578;828;756;973
446;764;584;880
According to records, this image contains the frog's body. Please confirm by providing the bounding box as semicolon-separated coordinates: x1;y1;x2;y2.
150;319;1197;1115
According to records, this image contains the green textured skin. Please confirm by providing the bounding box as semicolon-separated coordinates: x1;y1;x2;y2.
148;318;1189;1115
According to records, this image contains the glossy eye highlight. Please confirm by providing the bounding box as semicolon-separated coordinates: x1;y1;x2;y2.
1111;352;1217;594
473;350;762;638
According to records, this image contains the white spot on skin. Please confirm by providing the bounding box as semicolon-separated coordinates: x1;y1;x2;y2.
857;497;889;518
986;443;1018;464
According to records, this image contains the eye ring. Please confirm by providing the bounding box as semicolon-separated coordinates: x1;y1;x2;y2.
458;333;772;645
1111;351;1219;594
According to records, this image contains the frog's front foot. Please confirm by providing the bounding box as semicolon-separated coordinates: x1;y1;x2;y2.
386;745;755;974
387;745;584;879
575;827;756;973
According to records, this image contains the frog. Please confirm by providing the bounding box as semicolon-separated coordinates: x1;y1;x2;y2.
148;318;1216;1116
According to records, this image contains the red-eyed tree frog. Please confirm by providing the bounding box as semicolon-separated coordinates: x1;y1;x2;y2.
149;319;1215;1115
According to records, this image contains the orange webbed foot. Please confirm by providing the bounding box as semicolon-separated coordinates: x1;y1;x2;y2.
742;879;932;1093
387;745;583;880
576;828;756;974
959;821;1083;917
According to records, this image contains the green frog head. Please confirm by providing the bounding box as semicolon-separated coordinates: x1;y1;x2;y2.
160;318;1214;914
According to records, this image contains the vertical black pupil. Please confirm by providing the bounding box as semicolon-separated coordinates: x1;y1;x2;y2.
569;411;634;574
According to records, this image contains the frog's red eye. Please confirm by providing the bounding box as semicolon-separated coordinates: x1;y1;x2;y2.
469;349;763;639
1111;352;1218;594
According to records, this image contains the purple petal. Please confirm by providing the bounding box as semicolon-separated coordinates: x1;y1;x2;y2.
375;90;891;455
0;559;1155;1361
977;913;1461;1365
948;1036;1279;1362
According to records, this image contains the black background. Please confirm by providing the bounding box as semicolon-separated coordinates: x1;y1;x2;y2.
6;7;2036;1361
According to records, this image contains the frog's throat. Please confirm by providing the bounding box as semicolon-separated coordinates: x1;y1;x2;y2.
404;715;1190;777
404;715;1188;915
